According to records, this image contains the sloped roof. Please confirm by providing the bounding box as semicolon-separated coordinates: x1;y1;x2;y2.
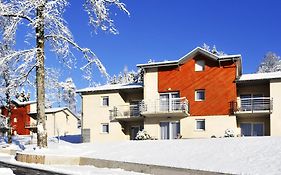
137;47;241;68
76;83;143;93
29;107;79;119
237;72;281;82
11;99;36;106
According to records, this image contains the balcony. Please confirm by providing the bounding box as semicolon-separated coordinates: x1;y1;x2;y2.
110;104;143;121
230;97;273;116
140;97;189;117
25;122;37;129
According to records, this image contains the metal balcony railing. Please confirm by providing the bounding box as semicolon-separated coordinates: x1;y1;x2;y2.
230;97;273;114
140;97;189;114
25;122;37;129
110;104;141;121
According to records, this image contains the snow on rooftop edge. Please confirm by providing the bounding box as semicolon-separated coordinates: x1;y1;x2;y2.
238;71;281;81
76;83;143;93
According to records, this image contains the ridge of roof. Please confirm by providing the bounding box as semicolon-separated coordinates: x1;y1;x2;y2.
137;47;241;68
76;82;143;93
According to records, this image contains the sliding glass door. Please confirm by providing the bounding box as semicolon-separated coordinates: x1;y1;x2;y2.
160;121;180;140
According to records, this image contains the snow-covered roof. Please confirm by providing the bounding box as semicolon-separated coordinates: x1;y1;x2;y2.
11;99;36;106
239;72;281;81
137;47;241;68
76;83;143;93
29;107;79;119
238;72;281;82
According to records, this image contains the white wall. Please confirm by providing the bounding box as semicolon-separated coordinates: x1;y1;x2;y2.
143;68;159;111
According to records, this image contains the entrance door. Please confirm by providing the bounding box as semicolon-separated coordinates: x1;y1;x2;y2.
160;121;180;139
130;126;140;140
240;123;264;136
160;122;170;139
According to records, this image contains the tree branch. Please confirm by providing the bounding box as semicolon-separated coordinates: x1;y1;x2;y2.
2;14;33;23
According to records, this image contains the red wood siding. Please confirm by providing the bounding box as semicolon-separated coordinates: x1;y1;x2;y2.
2;104;31;135
158;54;237;116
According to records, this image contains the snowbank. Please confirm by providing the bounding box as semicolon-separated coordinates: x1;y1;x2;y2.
23;137;281;175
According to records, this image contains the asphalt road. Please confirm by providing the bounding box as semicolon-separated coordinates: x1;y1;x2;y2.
0;161;67;175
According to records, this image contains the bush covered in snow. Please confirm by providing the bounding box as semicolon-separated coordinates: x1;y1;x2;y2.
135;130;151;140
224;129;235;137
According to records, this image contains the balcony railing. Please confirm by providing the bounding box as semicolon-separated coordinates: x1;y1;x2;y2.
230;97;273;114
140;97;189;116
25;122;37;129
110;104;141;121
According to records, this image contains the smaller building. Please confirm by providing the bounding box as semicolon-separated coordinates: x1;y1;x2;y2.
1;100;80;137
29;107;80;137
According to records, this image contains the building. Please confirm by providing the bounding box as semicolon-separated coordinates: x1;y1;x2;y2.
77;47;281;143
1;100;80;137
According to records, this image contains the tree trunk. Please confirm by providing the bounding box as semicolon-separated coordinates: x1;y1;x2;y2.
36;3;47;148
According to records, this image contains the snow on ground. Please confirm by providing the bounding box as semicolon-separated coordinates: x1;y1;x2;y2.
23;136;281;175
0;168;15;175
0;154;147;175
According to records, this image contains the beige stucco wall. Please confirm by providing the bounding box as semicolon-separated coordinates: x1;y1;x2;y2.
82;92;131;143
181;115;238;138
143;68;159;107
29;103;36;113
270;79;281;136
45;110;80;137
144;115;238;139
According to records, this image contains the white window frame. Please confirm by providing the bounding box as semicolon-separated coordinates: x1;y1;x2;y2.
195;89;205;101
195;60;205;72
195;119;205;131
101;96;109;107
101;123;109;134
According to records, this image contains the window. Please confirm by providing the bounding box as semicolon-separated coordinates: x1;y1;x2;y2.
195;60;205;71
101;96;109;106
195;90;205;101
101;123;109;133
196;119;205;130
13;117;17;123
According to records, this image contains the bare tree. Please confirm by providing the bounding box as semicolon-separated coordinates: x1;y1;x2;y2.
0;0;129;148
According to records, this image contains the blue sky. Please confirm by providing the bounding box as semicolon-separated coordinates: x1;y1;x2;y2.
17;0;281;90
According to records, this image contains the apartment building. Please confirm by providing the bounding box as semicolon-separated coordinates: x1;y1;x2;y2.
1;100;80;137
77;47;281;143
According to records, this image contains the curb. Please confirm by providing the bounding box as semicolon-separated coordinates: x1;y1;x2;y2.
16;152;231;175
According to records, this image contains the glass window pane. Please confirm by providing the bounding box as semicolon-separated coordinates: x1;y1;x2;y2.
195;60;205;71
102;96;109;106
195;90;205;101
240;123;251;136
253;124;264;136
102;124;109;133
196;120;205;130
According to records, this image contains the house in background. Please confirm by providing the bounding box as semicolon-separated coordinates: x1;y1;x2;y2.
1;100;80;137
29;107;80;137
1;100;36;135
77;47;281;143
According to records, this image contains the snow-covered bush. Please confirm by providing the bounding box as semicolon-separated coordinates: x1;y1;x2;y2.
135;130;151;140
224;129;235;137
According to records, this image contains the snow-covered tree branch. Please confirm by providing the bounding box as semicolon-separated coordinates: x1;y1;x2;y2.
0;0;129;148
257;52;281;73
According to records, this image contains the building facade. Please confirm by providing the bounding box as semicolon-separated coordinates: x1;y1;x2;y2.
1;100;80;137
78;47;281;143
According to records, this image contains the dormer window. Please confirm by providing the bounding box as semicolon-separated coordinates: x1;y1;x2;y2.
195;60;205;71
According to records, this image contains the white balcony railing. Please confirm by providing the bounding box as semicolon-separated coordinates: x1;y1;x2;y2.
140;97;189;115
235;97;273;113
110;104;141;121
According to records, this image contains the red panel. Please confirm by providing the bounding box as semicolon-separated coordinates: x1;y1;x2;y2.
158;54;237;116
1;104;31;135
